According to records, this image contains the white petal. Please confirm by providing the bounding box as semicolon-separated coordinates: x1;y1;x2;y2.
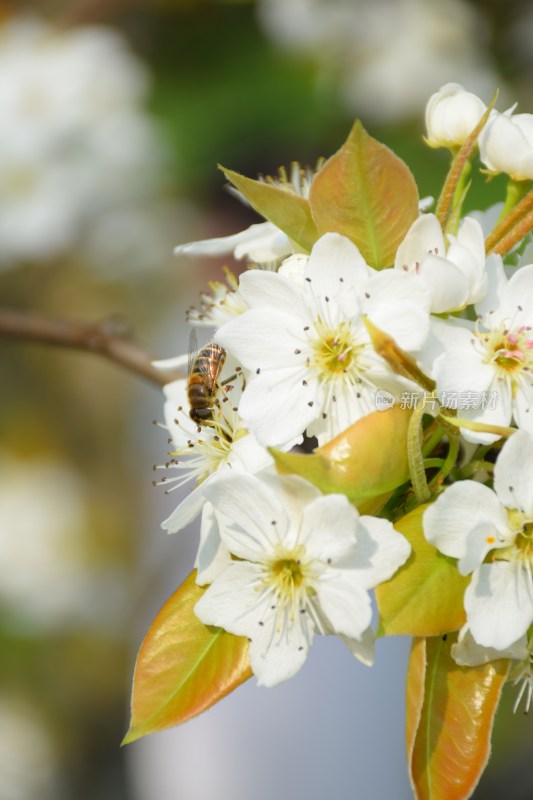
299;494;359;561
475;254;508;319
455;377;513;446
161;485;205;533
237;269;307;319
433;335;494;398
260;473;321;542
174;222;277;258
201;472;288;560
194;561;263;634
351;516;411;588
250;614;314;687
339;626;375;667
451;624;528;667
394;214;445;271
367;298;429;352
418;255;470;312
195;502;231;585
238;368;319;447
423;482;508;571
498;263;533;327
305;232;371;293
513;386;533;435
494;429;533;515
216;308;309;371
226;433;273;474
466;561;533;649
315;572;372;640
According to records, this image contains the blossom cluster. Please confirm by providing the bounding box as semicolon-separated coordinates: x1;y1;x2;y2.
156;82;533;705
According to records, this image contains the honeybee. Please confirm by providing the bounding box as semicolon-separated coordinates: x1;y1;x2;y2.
187;329;226;425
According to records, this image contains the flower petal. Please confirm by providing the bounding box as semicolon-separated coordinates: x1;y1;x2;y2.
339;627;375;667
494;429;533;516
465;561;533;649
299;494;359;561
451;624;528;667
423;481;509;571
351;516;411;589
194;561;263;634
195;502;231;586
174;222;279;258
237;269;307;319
394;213;445;271
161;484;205;533
201;472;288;560
497;263;533;327
238;368;319;447
315;572;372;640
216;308;309;371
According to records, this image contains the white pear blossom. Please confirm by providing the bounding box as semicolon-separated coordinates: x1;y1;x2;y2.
425;83;486;149
154;359;275;584
174;163;318;267
431;262;533;443
394;213;487;312
452;625;533;714
216;232;431;447
194;472;411;687
423;430;533;650
187;267;248;327
479;108;533;181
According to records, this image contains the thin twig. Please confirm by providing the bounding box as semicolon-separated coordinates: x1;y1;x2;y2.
0;308;180;388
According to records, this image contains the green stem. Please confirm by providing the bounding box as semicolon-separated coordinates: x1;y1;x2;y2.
407;401;431;503
497;179;530;223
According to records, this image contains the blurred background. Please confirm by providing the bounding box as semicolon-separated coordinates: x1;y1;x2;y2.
0;0;531;798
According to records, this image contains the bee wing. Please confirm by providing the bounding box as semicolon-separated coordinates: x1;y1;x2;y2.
188;328;199;377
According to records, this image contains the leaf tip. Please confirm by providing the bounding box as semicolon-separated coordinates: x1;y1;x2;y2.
121;726;141;746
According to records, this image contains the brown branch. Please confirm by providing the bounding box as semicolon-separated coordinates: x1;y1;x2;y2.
0;308;181;388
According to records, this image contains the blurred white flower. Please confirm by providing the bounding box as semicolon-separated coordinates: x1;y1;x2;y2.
258;0;501;123
0;453;127;631
0;14;171;270
0;696;64;800
425;83;486;149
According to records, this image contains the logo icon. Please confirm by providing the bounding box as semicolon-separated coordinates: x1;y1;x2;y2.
375;389;395;411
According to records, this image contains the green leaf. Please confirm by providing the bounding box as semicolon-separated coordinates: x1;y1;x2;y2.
271;405;412;509
123;571;251;743
220;166;319;251
407;635;509;800
376;505;469;636
308;120;419;268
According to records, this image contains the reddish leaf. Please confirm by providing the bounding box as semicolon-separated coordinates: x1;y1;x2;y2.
376;505;468;636
407;635;509;800
123;571;251;743
309;120;419;268
271;405;412;508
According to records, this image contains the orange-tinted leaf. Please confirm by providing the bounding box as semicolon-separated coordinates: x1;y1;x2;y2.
309;121;419;268
220;166;318;251
271;405;412;507
376;505;468;636
408;635;509;800
123;571;251;743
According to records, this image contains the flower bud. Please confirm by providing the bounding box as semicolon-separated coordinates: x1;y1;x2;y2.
425;83;486;149
479;109;533;181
